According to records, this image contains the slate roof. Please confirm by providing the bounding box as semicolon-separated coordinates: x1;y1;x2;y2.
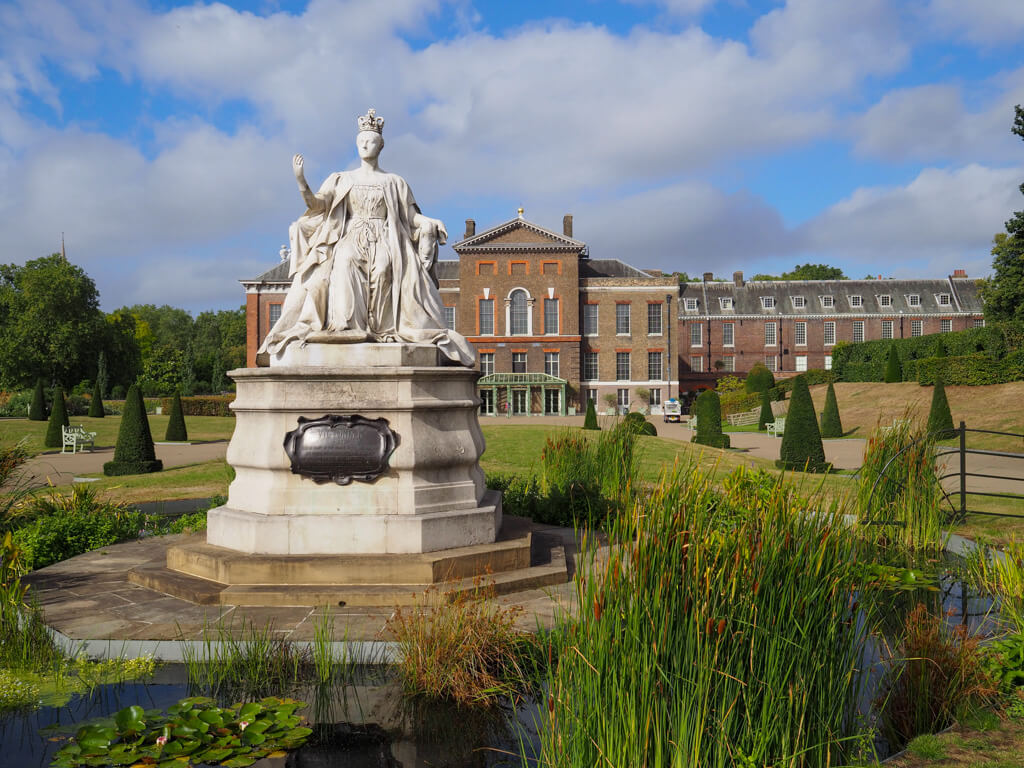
681;277;983;318
452;217;586;252
243;261;291;284
580;259;653;279
435;260;459;280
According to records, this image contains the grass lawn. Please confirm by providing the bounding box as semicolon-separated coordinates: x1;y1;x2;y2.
73;458;235;506
0;415;236;456
883;720;1024;768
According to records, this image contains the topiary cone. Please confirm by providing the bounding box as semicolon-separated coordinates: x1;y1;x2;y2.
884;344;902;383
778;375;829;472
757;389;774;431
165;390;188;441
88;380;105;418
43;388;70;448
104;383;163;476
819;381;844;438
745;362;776;394
29;378;47;420
583;398;600;430
693;389;730;449
926;378;955;437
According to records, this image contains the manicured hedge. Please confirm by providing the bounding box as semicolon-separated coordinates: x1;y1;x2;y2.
832;322;1024;384
583;398;599;430
43;388;70;448
29;379;47;421
778;376;829;473
915;352;1024;386
104;384;163;476
693;390;730;449
159;395;235;417
744;363;776;393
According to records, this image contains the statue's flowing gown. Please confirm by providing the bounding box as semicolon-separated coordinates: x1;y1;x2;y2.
258;170;475;366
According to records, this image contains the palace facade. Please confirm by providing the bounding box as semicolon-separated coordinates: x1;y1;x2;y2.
242;213;985;415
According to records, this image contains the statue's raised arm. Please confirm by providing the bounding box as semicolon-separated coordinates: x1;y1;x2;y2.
292;154;322;212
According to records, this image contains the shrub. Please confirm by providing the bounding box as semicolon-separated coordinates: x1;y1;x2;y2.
692;389;730;449
111;384;126;399
28;379;46;421
927;379;955;437
582;398;599;430
165;390;188;442
87;381;105;418
43;388;70;448
757;389;773;431
718;388;761;416
884;344;902;382
12;486;149;570
874;603;996;751
104;384;163;476
65;394;88;416
159;395;235;417
819;381;844;438
744;362;775;393
915;352;1024;385
778;375;828;472
0;390;33;418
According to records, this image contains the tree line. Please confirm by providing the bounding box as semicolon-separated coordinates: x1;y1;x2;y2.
0;254;245;397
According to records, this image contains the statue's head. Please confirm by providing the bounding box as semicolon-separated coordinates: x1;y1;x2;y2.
356;108;385;160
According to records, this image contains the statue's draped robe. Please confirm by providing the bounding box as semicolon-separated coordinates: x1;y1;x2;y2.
258;170;476;366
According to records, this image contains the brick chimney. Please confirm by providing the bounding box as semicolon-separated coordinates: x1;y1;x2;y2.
563;214;573;238
733;270;744;287
703;272;713;282
953;269;967;278
464;219;475;238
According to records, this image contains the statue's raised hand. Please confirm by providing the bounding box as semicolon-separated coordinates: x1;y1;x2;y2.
293;153;306;182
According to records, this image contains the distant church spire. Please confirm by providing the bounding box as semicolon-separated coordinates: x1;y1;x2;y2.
60;233;66;261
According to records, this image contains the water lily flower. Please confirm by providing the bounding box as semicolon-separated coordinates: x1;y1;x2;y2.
239;721;250;731
156;735;167;746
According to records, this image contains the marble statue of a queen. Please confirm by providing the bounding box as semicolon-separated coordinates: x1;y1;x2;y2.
257;109;476;367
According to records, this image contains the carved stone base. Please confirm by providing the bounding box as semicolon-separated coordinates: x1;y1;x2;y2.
210;344;496;555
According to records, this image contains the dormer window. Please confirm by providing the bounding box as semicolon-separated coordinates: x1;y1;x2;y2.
719;297;734;310
820;295;835;309
907;294;921;307
683;298;699;312
878;294;892;307
849;295;863;308
760;296;776;310
791;296;806;309
937;293;952;307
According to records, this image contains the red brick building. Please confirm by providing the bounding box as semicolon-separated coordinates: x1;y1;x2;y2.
241;216;985;413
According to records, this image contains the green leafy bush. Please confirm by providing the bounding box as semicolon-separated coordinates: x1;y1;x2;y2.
28;379;46;421
164;390;188;441
104;384;162;476
915;351;1024;385
926;379;955;436
87;381;105;418
159;395;235;417
819;381;844;438
12;486;148;570
65;394;89;416
0;390;33;418
718;388;761;416
778;375;828;472
744;362;775;393
583;398;599;430
43;388;70;448
693;389;730;449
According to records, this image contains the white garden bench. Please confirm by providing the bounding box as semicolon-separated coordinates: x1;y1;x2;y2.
62;424;97;453
766;417;786;438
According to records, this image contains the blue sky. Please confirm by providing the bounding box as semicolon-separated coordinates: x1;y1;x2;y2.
1;0;1022;312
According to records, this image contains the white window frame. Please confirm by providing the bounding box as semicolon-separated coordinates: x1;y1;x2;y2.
615;352;631;381
820;295;835;309
878;294;892;308
543;298;559;335
583;304;598;336
647;351;663;381
617;388;630;409
907;294;921;307
649;388;662;406
881;320;894;340
719;297;734;310
480;352;494;376
849;295;863;308
911;319;923;337
973;318;985;328
690;323;702;347
764;322;777;347
268;303;282;327
760;296;776;310
615;304;631;335
647;303;663;335
690;356;704;373
794;321;807;347
443;306;456;331
824;321;836;346
937;293;952;307
511;352;527;373
507;289;531;336
583;352;598;381
722;322;735;347
941;318;952;333
824;355;832;370
764;355;778;372
683;297;698;312
791;295;806;309
478;298;495;336
795;355;808;372
721;356;735;372
544;352;560;378
853;321;864;343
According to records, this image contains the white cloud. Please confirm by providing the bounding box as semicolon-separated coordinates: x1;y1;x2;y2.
799;164;1021;276
853;69;1024;164
620;0;717;16
924;0;1024;46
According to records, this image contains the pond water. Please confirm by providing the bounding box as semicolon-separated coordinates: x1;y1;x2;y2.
0;665;542;768
0;554;1005;767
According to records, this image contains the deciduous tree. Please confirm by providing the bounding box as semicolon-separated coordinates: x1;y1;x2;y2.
980;105;1024;323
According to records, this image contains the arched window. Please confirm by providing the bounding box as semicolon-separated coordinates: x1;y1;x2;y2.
510;289;528;335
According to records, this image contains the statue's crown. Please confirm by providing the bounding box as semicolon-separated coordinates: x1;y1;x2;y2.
357;108;385;134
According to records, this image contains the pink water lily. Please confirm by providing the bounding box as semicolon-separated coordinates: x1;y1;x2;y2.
238;721;250;731
155;735;167;746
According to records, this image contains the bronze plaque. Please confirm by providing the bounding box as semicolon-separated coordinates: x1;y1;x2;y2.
283;415;397;485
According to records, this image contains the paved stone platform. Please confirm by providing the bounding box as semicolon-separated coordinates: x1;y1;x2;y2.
23;525;583;660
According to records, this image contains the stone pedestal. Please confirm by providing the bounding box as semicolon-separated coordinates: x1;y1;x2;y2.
206;343;500;555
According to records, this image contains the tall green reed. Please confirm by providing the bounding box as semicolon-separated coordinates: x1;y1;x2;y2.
536;462;879;767
857;417;947;551
963;538;1024;633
